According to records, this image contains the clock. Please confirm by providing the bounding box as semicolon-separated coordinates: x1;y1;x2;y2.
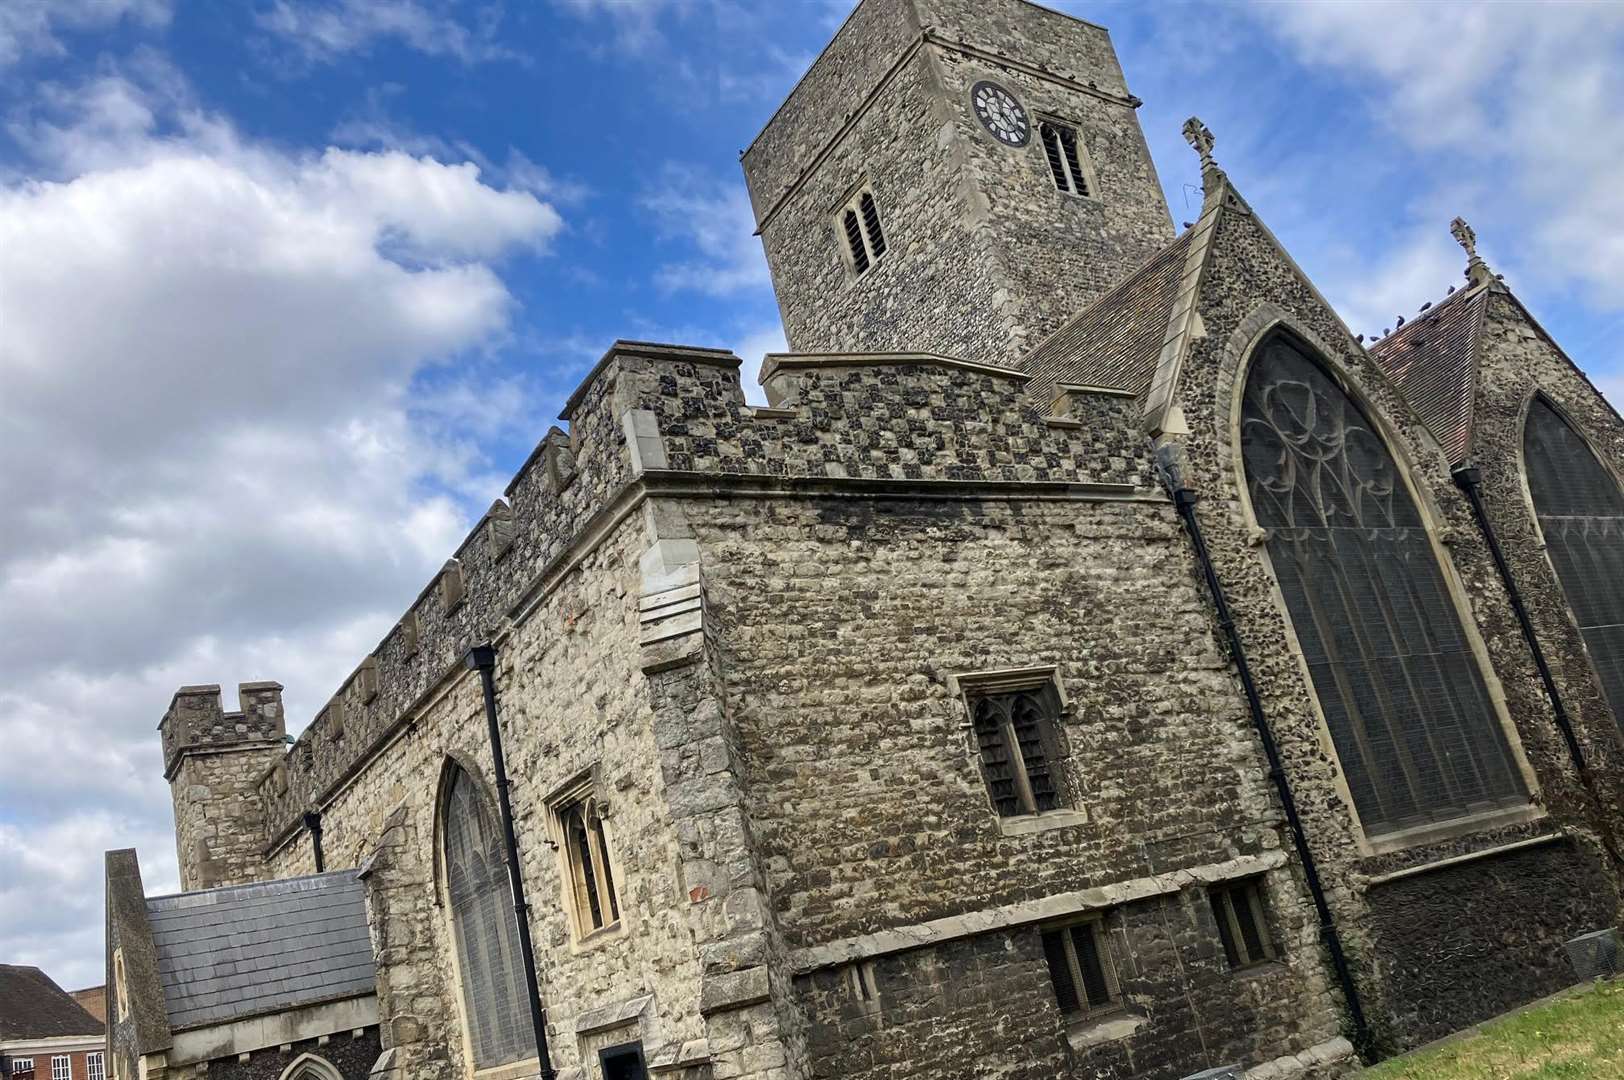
971;81;1030;147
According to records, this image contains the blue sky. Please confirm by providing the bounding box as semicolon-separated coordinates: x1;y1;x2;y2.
2;0;1622;990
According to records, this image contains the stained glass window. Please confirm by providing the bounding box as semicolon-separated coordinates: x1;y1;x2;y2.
1524;397;1624;729
444;766;530;1068
1240;334;1527;836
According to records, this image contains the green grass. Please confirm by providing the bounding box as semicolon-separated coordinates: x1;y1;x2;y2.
1365;982;1624;1079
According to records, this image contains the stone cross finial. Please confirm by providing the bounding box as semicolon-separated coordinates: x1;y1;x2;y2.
1450;216;1493;287
1183;116;1215;168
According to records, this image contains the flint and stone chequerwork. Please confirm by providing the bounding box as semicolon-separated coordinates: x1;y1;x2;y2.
109;2;1624;1079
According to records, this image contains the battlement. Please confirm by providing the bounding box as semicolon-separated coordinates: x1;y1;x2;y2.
160;682;286;780
160;337;1157;858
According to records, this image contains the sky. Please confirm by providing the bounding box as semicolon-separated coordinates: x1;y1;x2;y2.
2;0;1623;993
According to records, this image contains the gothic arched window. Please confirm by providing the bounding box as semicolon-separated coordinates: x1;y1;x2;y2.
443;765;530;1069
1240;333;1527;836
1524;397;1624;729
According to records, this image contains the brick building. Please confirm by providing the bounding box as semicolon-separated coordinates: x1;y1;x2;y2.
0;965;106;1080
106;1;1624;1078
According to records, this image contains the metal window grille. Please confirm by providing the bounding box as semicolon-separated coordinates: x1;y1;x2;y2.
1040;121;1087;196
51;1058;68;1080
85;1056;103;1080
1041;918;1121;1019
562;798;621;937
444;768;531;1069
971;685;1062;816
1240;335;1527;835
1210;878;1276;968
1524;398;1624;731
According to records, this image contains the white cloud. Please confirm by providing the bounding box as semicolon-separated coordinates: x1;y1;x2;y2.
641;163;770;297
0;69;561;988
0;0;171;66
1256;0;1624;312
258;0;517;64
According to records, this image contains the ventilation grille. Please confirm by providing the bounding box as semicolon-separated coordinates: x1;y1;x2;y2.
1565;928;1621;981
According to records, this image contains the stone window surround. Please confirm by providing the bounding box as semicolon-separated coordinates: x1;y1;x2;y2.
1040;911;1123;1020
1219;308;1546;859
946;665;1089;836
544;766;626;949
831;180;887;282
1033;113;1100;202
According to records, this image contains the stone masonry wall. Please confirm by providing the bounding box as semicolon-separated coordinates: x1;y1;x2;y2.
195;1030;381;1080
1168;189;1623;1050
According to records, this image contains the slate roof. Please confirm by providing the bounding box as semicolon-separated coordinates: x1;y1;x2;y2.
145;871;375;1032
1023;227;1193;401
0;965;104;1040
1368;282;1490;465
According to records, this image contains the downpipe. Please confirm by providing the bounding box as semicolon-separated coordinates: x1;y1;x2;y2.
465;643;558;1080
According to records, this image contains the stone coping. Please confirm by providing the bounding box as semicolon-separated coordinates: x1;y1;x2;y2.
560;339;740;422
758;350;1028;385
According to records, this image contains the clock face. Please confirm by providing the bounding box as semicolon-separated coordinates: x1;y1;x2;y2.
971;81;1030;147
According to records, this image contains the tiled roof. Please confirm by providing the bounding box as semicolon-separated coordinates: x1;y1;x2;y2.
0;965;104;1040
1023;228;1193;401
146;871;375;1032
1368;283;1489;464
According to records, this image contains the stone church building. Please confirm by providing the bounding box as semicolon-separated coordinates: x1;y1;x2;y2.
105;1;1624;1078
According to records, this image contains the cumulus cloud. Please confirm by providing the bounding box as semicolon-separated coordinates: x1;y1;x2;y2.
0;70;560;988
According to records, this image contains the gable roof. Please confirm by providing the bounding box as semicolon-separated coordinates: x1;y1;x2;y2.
1367;282;1491;465
0;965;104;1040
1023;227;1193;402
145;871;374;1032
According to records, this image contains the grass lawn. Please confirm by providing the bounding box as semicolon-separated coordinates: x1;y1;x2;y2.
1365;981;1624;1078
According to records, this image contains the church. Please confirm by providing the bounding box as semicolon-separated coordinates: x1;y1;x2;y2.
104;1;1624;1078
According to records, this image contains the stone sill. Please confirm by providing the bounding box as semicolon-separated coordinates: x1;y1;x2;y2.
1066;1010;1146;1050
473;1057;541;1080
998;807;1090;836
1358;803;1545;858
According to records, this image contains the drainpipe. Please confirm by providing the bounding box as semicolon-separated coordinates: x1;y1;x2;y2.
302;810;325;874
464;643;557;1080
1452;466;1624;870
1168;486;1373;1059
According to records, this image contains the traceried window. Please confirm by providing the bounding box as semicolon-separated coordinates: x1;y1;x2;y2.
1039;120;1089;197
837;186;886;277
443;765;531;1070
1524;397;1624;730
969;682;1065;817
550;780;622;940
1041;917;1121;1021
1241;333;1527;837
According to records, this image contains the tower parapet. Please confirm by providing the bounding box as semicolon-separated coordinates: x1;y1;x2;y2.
161;682;286;890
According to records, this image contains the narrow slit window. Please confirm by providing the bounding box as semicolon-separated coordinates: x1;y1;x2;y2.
1210;878;1276;968
837;186;886;277
969;683;1063;816
1040;121;1088;197
1041;919;1121;1020
553;788;622;940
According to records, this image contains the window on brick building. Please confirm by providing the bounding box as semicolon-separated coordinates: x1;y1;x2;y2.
963;676;1067;817
11;1058;34;1078
85;1055;104;1080
51;1056;70;1080
836;186;886;277
1039;120;1089;197
1523;396;1624;731
549;778;621;940
1240;332;1528;837
1041;917;1121;1020
1209;878;1276;969
441;764;531;1069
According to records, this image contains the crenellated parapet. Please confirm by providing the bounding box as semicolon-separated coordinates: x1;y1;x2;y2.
217;338;1155;859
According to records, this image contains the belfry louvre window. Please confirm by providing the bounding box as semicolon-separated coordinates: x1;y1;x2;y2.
1041;919;1121;1020
1039;121;1089;196
443;766;531;1069
969;682;1064;816
1240;334;1527;836
1210;878;1276;969
837;187;886;276
1525;397;1624;730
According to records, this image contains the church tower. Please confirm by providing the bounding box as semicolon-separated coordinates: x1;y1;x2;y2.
742;0;1174;372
